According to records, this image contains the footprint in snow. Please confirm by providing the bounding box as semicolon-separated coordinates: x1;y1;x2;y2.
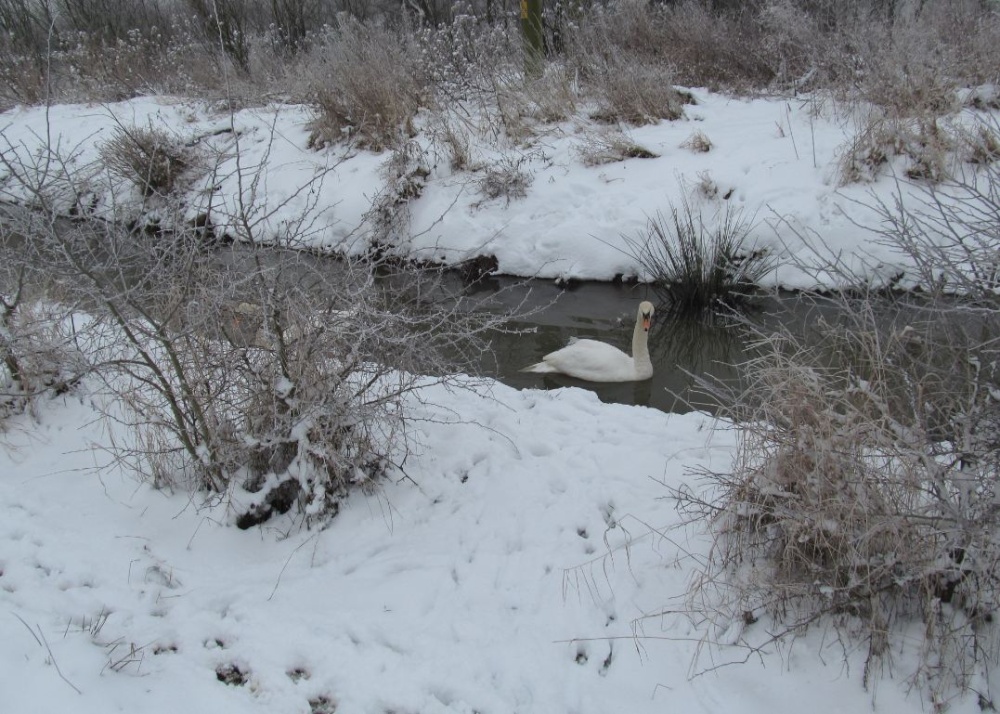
525;440;555;458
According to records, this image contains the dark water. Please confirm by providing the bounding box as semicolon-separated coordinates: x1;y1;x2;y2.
0;211;951;416
0;217;843;416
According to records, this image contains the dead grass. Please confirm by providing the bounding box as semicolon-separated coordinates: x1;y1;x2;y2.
99;125;189;196
575;127;658;167
305;19;427;152
963;122;1000;165
836;113;967;185
587;60;686;126
679;296;1000;704
680;130;713;153
677;158;1000;703
623;200;770;315
476;155;533;205
0;0;996;126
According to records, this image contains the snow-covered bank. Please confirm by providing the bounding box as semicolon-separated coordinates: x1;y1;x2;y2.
2;92;994;289
0;378;933;714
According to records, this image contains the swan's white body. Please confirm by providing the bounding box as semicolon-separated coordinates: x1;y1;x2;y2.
522;301;655;382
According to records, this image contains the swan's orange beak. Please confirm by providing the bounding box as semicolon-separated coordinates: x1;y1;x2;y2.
642;313;651;331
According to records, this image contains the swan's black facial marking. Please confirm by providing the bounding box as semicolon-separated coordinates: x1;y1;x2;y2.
641;310;652;331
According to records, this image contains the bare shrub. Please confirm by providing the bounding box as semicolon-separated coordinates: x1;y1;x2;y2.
99;125;190;196
864;153;1000;300
306;19;427;151
677;157;1000;707
55;0;172;42
623;200;771;315
184;0;256;73
414;10;518;103
837;2;997;119
0;0;54;105
0;227;88;422
0;43;48;107
575;127;658;167
1;111;530;527
5;191;523;525
680;294;1000;706
268;0;333;54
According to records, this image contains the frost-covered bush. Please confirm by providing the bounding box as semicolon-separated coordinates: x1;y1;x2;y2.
305;19;427;151
10;202;512;527
678;159;1000;707
864;139;1000;297
1;107;520;526
0;296;86;422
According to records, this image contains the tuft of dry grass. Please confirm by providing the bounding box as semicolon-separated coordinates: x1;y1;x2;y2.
100;125;189;196
364;141;431;254
623;200;770;315
575;127;658;167
476;155;533;205
587;60;686;126
963;122;1000;165
680;130;713;153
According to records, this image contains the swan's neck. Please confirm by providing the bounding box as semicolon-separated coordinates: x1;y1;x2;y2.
632;317;652;373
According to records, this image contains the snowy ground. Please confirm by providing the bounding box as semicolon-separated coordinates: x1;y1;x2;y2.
1;379;928;714
1;91;996;712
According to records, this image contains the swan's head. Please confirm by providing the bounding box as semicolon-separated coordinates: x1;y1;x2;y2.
639;301;654;332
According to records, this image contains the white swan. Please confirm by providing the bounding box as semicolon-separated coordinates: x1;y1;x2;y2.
521;301;655;382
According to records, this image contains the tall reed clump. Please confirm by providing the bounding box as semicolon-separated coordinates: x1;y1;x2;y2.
624;201;771;315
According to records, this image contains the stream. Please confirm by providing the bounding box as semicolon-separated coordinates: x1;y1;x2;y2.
218;245;855;416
